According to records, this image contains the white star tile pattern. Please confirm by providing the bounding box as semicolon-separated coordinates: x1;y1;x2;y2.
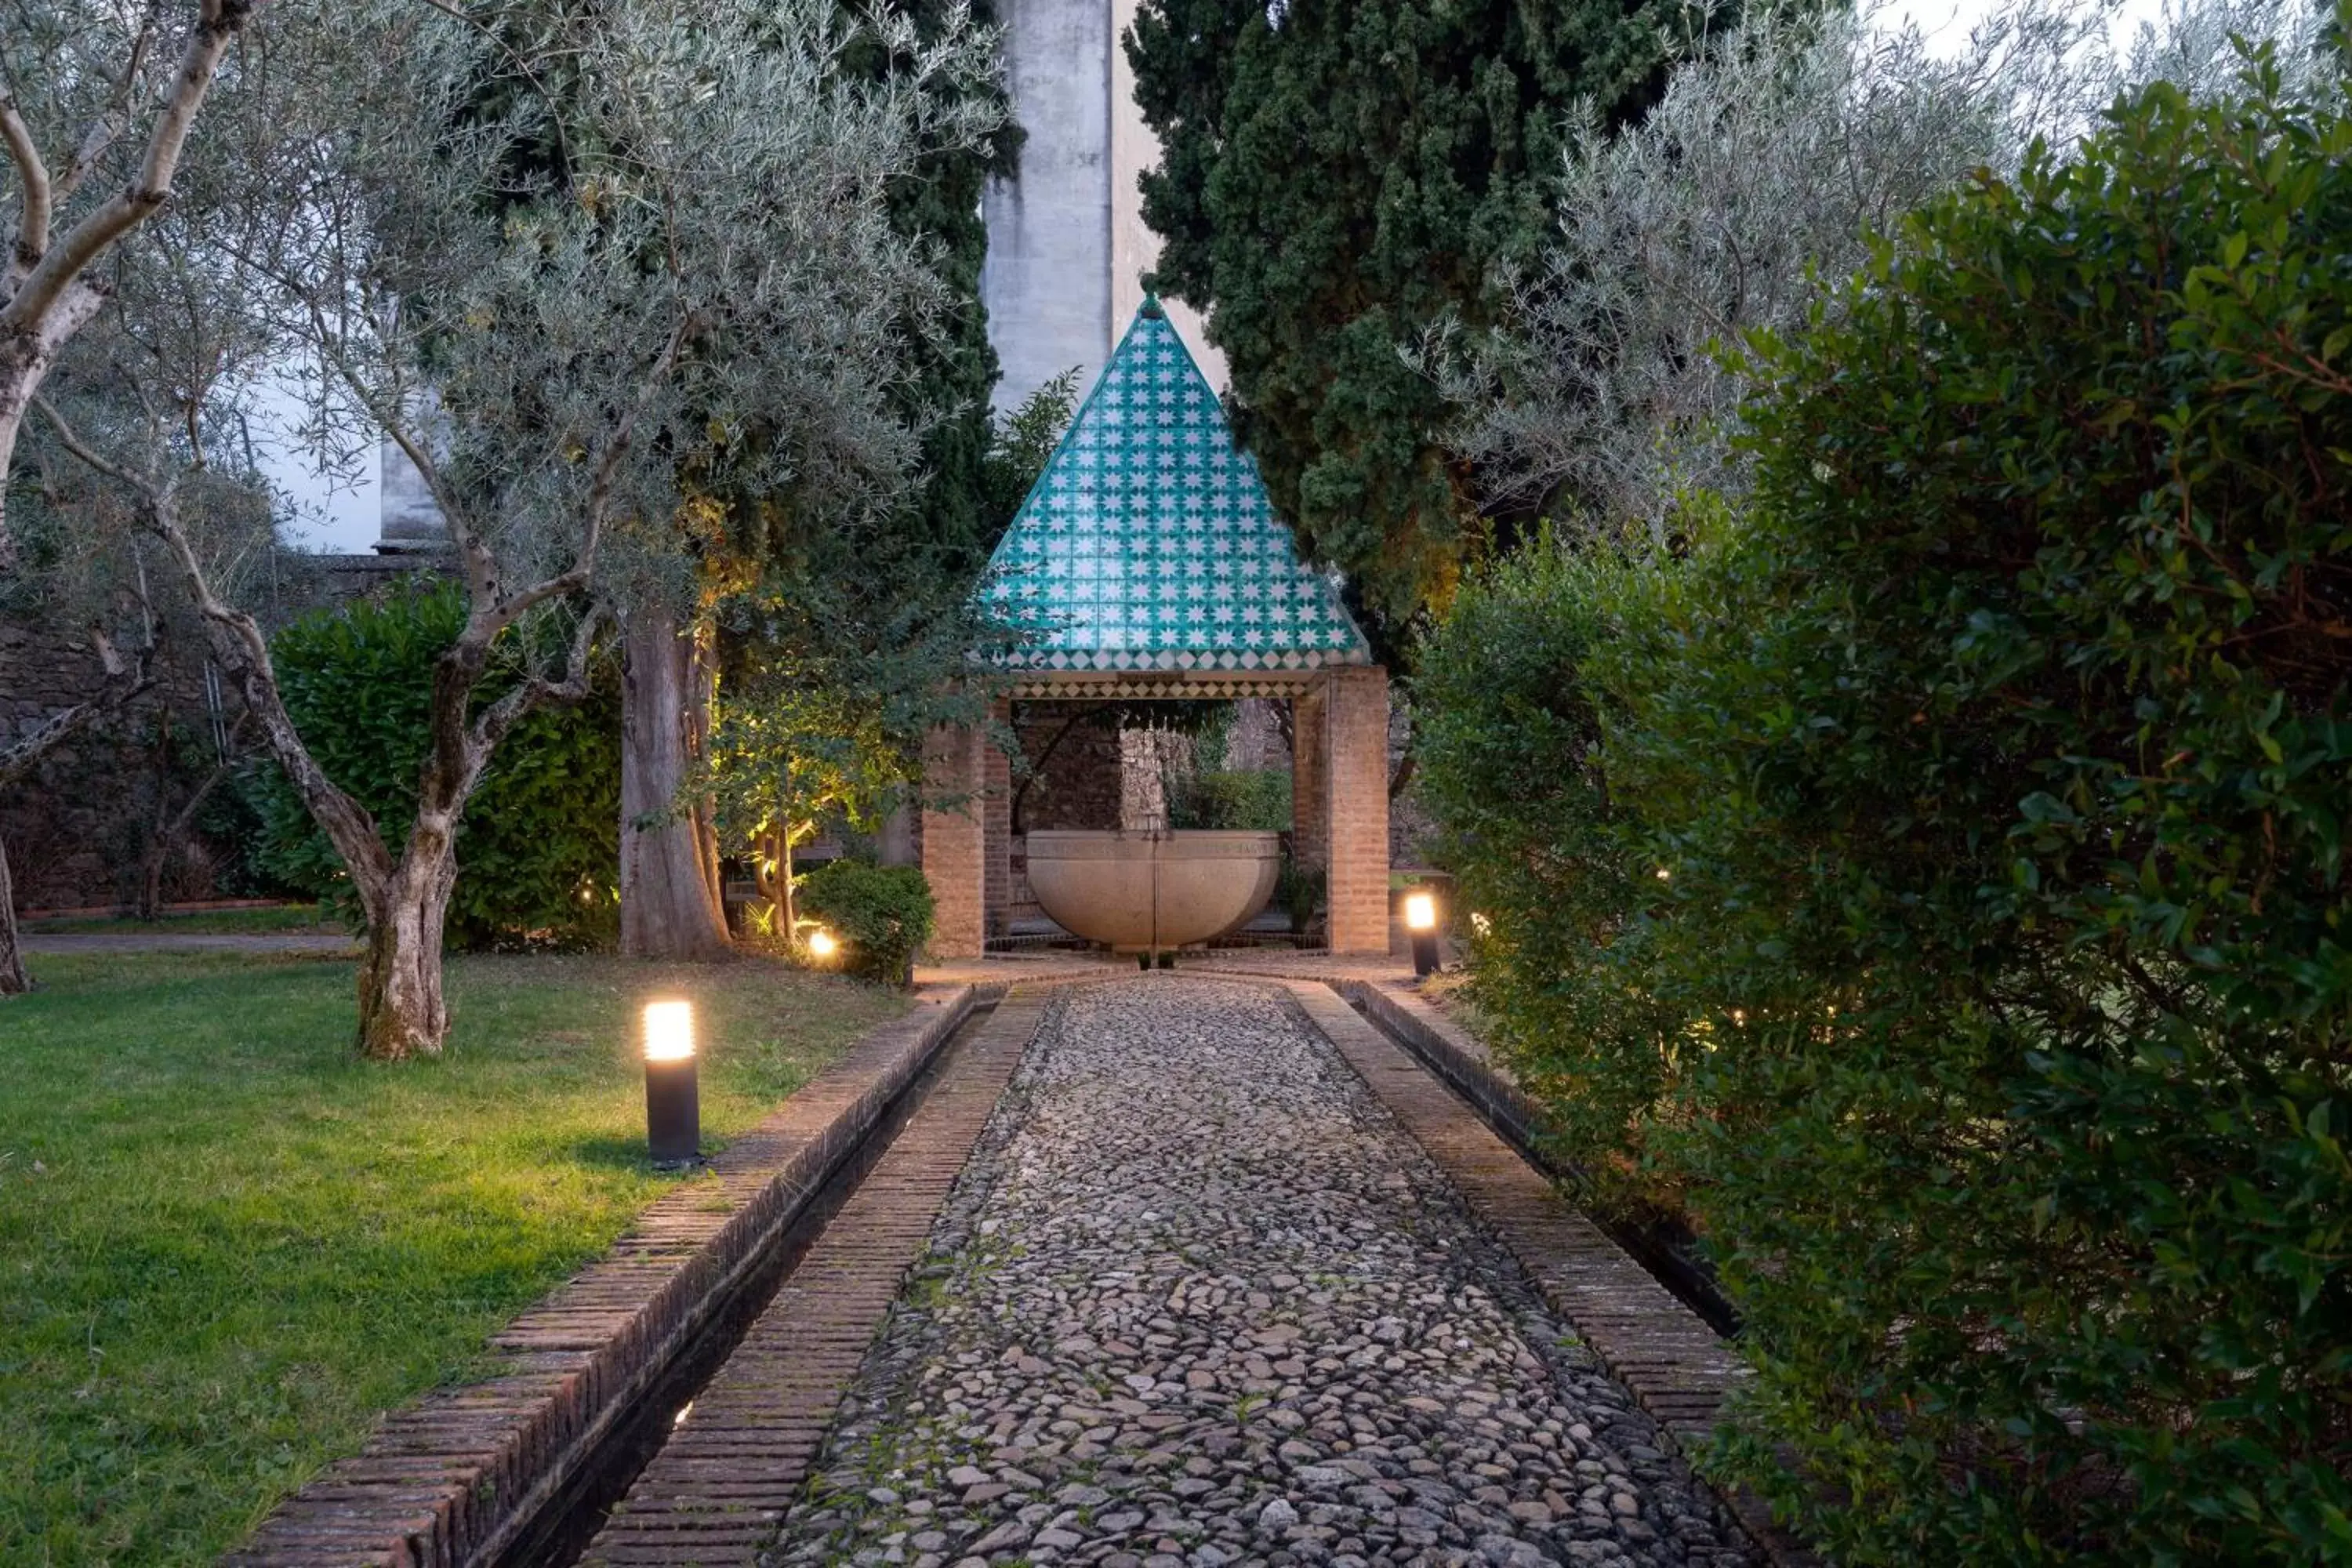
982;304;1372;672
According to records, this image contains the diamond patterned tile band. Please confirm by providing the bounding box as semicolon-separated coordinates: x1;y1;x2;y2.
982;300;1372;671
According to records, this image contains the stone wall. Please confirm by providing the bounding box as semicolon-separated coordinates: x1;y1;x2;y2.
1;552;440;912
1009;703;1124;832
2;615;249;910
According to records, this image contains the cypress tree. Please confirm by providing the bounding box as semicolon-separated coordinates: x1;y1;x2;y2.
1126;0;1703;654
857;0;1025;572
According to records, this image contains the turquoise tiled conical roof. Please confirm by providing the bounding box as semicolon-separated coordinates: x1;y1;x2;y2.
984;302;1370;673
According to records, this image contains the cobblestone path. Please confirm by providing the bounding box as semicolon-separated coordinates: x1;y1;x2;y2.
767;978;1748;1568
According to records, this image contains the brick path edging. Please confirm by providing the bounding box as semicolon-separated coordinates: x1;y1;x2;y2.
1283;981;1819;1568
579;990;1051;1565
223;983;985;1568
1337;979;1551;1158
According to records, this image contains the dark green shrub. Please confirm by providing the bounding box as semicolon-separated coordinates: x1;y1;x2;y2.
252;584;621;951
1410;533;1695;1227
1664;67;2352;1563
1421;60;2352;1564
1167;768;1291;831
799;859;933;985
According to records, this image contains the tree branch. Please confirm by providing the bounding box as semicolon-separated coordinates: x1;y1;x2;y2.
32;393;399;907
53;22;154;209
470;601;612;755
1;1;259;336
0;90;50;269
31;391;148;492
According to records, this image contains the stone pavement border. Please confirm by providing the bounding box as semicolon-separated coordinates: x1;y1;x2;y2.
1281;981;1817;1568
578;989;1050;1566
223;983;984;1568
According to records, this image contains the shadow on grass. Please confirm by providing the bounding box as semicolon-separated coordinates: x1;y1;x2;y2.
568;1134;662;1173
565;1131;735;1171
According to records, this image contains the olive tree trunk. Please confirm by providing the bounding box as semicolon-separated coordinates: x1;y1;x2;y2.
354;813;463;1059
753;825;798;942
0;838;27;996
620;605;731;958
39;397;608;1057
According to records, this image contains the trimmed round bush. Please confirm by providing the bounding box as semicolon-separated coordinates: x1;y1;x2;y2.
798;859;934;985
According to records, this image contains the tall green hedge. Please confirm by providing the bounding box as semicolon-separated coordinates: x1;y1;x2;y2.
1419;63;2351;1563
252;584;621;951
1413;534;1694;1227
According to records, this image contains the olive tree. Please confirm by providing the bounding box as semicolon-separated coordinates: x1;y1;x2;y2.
1437;0;2334;539
29;0;1004;1057
0;2;267;575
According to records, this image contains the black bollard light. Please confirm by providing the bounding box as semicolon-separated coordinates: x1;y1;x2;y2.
1405;891;1442;978
642;1000;701;1168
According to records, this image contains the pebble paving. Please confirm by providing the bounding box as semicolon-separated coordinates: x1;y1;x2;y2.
764;978;1748;1568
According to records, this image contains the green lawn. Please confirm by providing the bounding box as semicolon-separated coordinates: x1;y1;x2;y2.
24;902;340;936
0;950;903;1565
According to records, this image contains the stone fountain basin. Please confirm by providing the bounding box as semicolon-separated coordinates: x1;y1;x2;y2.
1025;829;1280;952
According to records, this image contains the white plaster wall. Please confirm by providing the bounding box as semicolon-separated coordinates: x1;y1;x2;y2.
981;0;1114;410
1108;0;1228;392
983;0;1226;412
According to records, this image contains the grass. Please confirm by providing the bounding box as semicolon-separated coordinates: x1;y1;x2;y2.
23;902;341;936
0;949;904;1566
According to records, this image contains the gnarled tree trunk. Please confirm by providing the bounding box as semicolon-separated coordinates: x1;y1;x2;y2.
621;605;731;958
354;818;461;1059
0;837;27;996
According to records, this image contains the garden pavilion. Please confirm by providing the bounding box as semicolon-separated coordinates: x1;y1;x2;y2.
920;299;1391;958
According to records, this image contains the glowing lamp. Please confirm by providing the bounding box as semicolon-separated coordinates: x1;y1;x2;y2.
808;928;839;961
1404;890;1443;978
641;1000;700;1167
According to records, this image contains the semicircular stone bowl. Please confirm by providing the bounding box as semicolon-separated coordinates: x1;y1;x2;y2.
1025;829;1281;953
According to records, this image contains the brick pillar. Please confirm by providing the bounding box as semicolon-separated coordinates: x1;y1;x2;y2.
921;722;986;959
1323;666;1391;955
1290;684;1327;871
983;700;1012;940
